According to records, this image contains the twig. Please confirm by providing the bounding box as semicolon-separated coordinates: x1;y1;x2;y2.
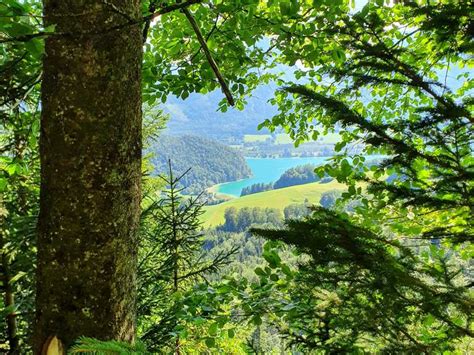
142;1;157;43
10;71;42;111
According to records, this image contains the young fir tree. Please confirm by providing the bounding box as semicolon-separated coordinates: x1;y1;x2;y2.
138;161;236;353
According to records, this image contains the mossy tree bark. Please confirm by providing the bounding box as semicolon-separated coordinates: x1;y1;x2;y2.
35;0;142;352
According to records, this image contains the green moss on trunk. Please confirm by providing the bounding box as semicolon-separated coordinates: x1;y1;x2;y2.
35;0;142;351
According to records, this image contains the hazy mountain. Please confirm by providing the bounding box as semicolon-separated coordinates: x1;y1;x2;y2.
162;82;279;140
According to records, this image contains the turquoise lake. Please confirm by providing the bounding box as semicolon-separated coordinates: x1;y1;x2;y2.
215;157;329;197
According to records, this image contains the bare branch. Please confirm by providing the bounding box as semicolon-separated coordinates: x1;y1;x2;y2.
0;0;203;44
181;8;235;106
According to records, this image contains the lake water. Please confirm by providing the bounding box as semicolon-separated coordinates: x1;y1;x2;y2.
215;157;329;197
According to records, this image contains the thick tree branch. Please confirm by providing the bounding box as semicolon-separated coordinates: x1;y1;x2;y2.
181;8;235;106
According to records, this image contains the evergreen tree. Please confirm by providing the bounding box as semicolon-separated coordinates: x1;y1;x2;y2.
252;207;473;352
138;161;236;353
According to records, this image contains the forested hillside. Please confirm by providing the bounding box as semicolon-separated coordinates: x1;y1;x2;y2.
274;163;320;189
149;135;251;194
203;180;348;227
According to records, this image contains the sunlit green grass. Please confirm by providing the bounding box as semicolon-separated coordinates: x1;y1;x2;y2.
202;180;347;227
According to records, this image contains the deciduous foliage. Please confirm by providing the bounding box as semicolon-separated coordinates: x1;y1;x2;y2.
1;1;42;352
1;0;473;352
262;0;473;246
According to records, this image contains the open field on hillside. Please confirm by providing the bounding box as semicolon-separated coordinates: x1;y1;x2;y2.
243;133;341;145
202;180;347;227
273;134;293;144
243;134;271;143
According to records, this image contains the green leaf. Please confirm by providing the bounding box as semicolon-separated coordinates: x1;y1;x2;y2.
205;337;216;348
340;159;352;178
331;49;346;64
263;249;281;268
0;178;7;192
281;263;293;277
251;315;262;326
279;2;291;16
281;303;296;311
208;322;218;336
9;271;26;285
254;267;266;277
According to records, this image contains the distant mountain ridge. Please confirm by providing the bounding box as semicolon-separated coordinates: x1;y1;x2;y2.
163;84;279;140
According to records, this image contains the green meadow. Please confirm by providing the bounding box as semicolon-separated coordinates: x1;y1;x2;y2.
202;180;347;227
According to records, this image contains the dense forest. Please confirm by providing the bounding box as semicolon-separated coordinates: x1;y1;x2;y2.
149;135;251;194
219;193;342;233
218;203;316;233
1;0;473;354
273;164;320;189
218;207;283;233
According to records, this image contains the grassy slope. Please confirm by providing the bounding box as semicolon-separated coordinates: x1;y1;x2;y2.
202;180;347;227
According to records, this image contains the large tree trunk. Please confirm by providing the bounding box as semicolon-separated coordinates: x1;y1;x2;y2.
35;0;142;351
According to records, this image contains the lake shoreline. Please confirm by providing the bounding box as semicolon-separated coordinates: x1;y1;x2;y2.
207;184;238;200
212;156;330;197
211;155;386;197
